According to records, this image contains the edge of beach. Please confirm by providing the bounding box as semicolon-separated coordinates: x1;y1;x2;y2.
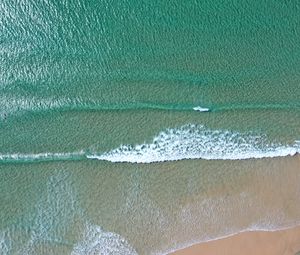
169;225;300;255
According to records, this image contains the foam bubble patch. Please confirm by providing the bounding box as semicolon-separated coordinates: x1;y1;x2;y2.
71;224;138;255
193;106;210;112
88;124;300;163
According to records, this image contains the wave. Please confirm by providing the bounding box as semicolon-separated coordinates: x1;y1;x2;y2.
0;95;206;119
1;95;299;119
1;125;299;164
88;124;300;163
0;152;86;163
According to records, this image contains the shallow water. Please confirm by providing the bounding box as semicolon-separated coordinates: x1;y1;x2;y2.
1;157;300;254
1;0;300;254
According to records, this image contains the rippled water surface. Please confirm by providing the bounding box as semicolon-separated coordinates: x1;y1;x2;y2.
1;1;300;254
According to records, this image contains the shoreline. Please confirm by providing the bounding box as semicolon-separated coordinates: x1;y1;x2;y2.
169;225;300;255
167;154;300;255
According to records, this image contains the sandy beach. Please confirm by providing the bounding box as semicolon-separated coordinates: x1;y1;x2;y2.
170;225;300;255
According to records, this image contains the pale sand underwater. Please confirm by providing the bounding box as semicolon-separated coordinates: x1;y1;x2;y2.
162;155;300;254
1;155;299;254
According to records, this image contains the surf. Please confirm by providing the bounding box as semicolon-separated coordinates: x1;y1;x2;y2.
0;152;86;163
88;124;300;163
1;125;299;164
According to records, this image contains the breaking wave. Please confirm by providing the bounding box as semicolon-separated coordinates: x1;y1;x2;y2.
88;124;300;163
1;125;299;164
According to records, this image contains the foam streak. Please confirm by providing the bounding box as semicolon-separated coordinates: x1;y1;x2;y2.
88;125;300;163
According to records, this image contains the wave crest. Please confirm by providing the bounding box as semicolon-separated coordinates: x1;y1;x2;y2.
0;94;299;120
87;124;300;163
1;125;299;164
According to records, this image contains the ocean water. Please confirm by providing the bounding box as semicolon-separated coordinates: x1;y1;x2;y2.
1;0;300;254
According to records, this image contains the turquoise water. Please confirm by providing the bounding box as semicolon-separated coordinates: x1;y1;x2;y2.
1;1;300;117
1;1;300;254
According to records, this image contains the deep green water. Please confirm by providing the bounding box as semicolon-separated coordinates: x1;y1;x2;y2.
1;1;300;254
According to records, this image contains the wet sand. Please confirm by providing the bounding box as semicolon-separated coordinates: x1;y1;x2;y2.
170;222;300;255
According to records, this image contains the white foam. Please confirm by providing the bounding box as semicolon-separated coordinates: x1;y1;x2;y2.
0;151;85;162
87;124;300;163
0;231;11;255
71;224;138;255
193;106;210;112
16;170;81;255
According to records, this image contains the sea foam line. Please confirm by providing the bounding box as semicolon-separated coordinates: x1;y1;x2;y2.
162;223;300;255
0;152;86;163
87;124;300;163
1;125;299;164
